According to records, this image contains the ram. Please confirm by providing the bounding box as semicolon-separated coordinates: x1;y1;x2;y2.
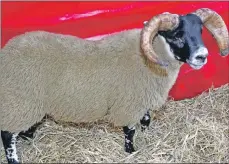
0;8;228;164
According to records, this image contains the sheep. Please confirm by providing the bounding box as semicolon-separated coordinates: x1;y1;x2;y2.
0;8;228;164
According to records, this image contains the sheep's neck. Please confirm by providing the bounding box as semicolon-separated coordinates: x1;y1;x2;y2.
140;34;183;77
140;53;169;77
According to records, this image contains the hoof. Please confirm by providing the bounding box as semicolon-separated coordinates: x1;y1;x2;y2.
125;144;135;154
141;126;146;132
8;159;20;164
125;147;135;154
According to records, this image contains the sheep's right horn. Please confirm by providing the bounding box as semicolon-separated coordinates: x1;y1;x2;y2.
140;13;179;66
192;8;229;56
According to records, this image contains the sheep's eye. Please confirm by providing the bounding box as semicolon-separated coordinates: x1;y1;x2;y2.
176;31;183;38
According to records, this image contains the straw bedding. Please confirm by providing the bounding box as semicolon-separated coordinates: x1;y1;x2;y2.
1;84;228;163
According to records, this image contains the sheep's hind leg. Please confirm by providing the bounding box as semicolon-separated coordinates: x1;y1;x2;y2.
18;121;42;140
123;126;135;153
1;131;19;164
140;110;151;132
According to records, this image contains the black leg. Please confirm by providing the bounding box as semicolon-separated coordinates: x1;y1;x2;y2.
1;131;19;164
123;126;135;153
18;122;42;140
140;110;151;132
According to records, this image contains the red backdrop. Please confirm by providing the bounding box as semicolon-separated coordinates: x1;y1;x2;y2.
1;1;229;100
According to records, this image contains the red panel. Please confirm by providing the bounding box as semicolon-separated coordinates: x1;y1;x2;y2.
1;1;229;100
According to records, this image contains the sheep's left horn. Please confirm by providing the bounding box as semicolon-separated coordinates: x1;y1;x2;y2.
140;13;179;66
192;8;229;56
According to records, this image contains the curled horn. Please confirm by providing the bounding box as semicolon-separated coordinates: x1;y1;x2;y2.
140;13;180;66
192;8;229;56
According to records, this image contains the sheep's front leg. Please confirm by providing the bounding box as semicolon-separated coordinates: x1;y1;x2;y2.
1;131;19;164
123;126;135;153
140;110;151;132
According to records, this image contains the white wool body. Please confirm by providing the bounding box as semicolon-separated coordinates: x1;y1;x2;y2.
0;29;182;133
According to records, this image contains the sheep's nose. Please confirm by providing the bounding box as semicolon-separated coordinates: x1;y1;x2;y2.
192;47;208;62
195;55;206;62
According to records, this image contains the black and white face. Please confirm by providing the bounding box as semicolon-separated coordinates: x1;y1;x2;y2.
158;14;209;69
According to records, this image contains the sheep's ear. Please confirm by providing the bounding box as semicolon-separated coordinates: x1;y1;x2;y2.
143;21;148;26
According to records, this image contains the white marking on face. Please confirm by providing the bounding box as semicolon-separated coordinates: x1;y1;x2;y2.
187;46;208;70
6;134;19;162
158;34;176;60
